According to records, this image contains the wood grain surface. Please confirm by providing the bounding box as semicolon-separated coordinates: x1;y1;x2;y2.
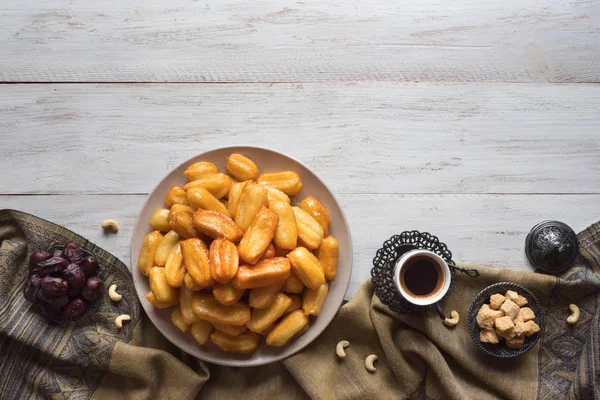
1;0;599;300
1;0;599;82
1;83;599;195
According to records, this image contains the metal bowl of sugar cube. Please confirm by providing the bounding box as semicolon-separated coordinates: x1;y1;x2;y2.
467;282;544;358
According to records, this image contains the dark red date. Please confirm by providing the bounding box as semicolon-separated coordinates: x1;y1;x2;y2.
37;256;69;276
37;291;68;308
40;276;68;296
24;274;42;303
80;256;99;278
81;277;104;303
60;297;88;321
29;250;52;272
63;242;83;265
62;264;86;295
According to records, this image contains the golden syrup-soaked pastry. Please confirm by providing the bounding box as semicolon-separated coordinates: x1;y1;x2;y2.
232;258;291;289
286;247;325;290
187;186;231;217
226;153;259;181
302;282;328;316
146;291;179;309
212;321;248;337
210;330;259;354
164;243;185;288
154;230;180;267
212;283;245;306
138;230;163;276
184;173;231;199
235;182;268;232
300;196;331;237
169;212;199;239
269;201;298;250
283;270;305;294
168;204;194;224
171;308;190;332
190;320;213;345
257;171;303;196
184;161;218;182
317;236;339;281
209;238;239;284
149;267;179;303
191;293;250;326
265;186;291;204
149;208;171;232
248;281;284;309
227;181;247;219
284;294;302;314
247;293;292;333
292;207;324;250
192;209;243;242
184;273;203;291
165;186;189;207
238;207;278;265
179;285;198;325
261;242;276;259
180;238;213;289
266;310;309;347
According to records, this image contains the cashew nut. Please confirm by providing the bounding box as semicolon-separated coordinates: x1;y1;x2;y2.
365;354;377;373
101;219;119;233
567;304;580;324
443;310;460;327
108;284;122;301
115;314;131;329
336;340;350;359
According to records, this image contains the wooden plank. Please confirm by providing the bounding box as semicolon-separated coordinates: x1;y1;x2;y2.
2;194;598;298
1;83;599;195
1;0;599;82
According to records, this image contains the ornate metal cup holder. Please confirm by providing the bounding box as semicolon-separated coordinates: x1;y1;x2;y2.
371;231;478;316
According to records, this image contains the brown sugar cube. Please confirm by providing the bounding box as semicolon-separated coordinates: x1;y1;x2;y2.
506;335;525;349
476;304;505;329
517;307;536;322
496;327;517;340
513;321;528;337
505;290;519;301
514;295;528;307
500;299;520;320
480;329;499;344
489;294;506;310
495;316;515;335
523;320;540;337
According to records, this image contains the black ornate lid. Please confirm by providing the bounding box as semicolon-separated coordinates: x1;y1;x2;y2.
525;221;578;274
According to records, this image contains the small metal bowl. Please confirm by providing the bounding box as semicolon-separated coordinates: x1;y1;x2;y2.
467;282;544;358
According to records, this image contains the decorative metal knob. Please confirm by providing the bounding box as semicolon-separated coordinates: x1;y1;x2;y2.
525;221;578;274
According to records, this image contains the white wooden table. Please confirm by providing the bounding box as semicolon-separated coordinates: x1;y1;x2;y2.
1;1;599;299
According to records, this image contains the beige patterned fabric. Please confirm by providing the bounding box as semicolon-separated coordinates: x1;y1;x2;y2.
1;209;598;400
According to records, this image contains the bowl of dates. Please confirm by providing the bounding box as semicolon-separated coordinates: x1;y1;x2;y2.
25;242;105;322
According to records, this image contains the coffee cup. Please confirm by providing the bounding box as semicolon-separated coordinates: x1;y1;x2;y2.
393;249;451;318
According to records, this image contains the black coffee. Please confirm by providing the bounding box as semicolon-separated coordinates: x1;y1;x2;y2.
400;256;444;298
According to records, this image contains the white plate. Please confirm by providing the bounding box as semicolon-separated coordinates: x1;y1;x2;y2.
130;146;353;367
